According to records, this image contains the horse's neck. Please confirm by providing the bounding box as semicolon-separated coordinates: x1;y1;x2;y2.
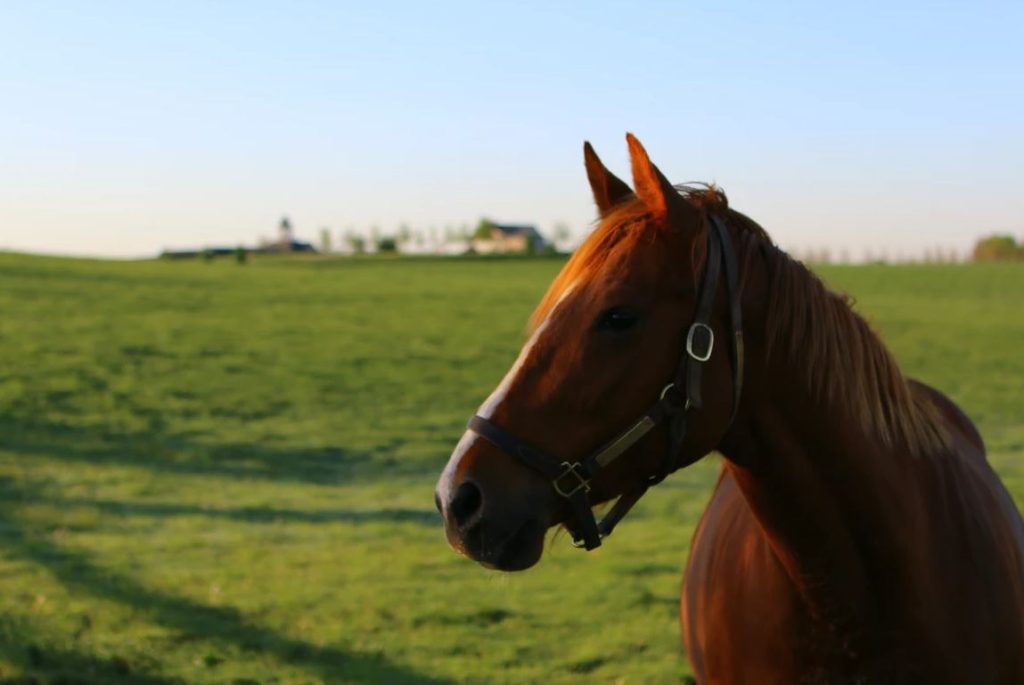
717;335;921;629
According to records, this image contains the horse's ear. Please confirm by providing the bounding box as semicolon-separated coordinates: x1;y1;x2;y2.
626;133;697;226
584;141;633;217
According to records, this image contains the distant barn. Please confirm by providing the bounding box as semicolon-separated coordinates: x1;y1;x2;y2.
473;223;548;254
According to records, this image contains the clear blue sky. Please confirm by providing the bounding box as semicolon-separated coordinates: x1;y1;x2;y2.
1;1;1021;258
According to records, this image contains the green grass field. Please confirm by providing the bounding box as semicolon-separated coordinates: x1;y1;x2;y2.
1;252;1022;684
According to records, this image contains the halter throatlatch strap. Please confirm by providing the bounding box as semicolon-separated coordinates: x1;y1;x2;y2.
716;217;744;421
466;212;744;551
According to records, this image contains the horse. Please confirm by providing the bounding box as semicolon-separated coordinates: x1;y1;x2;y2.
434;134;1024;683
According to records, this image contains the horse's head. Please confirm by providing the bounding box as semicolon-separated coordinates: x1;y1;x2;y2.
435;134;740;571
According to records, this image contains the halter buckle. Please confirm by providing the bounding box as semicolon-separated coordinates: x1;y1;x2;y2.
571;534;603;549
553;461;590;498
686;322;714;362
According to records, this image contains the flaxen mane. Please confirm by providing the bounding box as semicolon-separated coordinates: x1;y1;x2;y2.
534;186;948;457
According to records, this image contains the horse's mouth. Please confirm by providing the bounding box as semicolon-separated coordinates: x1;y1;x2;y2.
458;515;546;572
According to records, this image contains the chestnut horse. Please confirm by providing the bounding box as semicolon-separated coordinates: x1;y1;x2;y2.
435;134;1024;683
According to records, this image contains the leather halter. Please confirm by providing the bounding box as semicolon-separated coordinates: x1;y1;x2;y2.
467;214;744;550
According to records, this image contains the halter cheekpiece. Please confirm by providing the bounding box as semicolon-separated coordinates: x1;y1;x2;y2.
467;213;744;550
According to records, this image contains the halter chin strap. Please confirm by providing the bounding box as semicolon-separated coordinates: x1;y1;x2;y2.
467;214;744;550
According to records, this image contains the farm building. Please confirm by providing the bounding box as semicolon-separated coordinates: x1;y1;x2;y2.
256;216;316;254
472;223;548;254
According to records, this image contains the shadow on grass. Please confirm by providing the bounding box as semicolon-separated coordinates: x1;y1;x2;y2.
0;517;452;685
0;616;183;684
0;415;433;487
0;412;452;682
31;496;440;527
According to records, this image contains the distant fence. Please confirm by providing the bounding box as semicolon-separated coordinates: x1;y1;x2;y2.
786;247;965;265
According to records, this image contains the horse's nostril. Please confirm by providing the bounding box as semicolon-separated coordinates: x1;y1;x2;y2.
449;481;484;529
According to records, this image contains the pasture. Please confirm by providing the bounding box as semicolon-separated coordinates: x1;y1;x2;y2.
0;251;1021;684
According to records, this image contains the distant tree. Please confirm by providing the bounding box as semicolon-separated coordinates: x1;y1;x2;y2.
473;218;496;240
376;236;398;253
320;227;332;254
972;234;1021;263
552;221;572;246
397;223;412;243
235;246;247;264
345;232;366;255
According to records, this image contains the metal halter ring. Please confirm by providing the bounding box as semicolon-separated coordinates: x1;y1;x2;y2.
660;382;689;410
686;322;715;362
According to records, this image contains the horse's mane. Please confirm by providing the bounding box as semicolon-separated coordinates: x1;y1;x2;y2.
533;186;948;457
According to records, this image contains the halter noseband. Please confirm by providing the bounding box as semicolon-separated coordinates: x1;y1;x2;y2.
467;214;744;550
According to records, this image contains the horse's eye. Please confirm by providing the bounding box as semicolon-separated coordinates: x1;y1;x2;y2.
596;307;640;333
